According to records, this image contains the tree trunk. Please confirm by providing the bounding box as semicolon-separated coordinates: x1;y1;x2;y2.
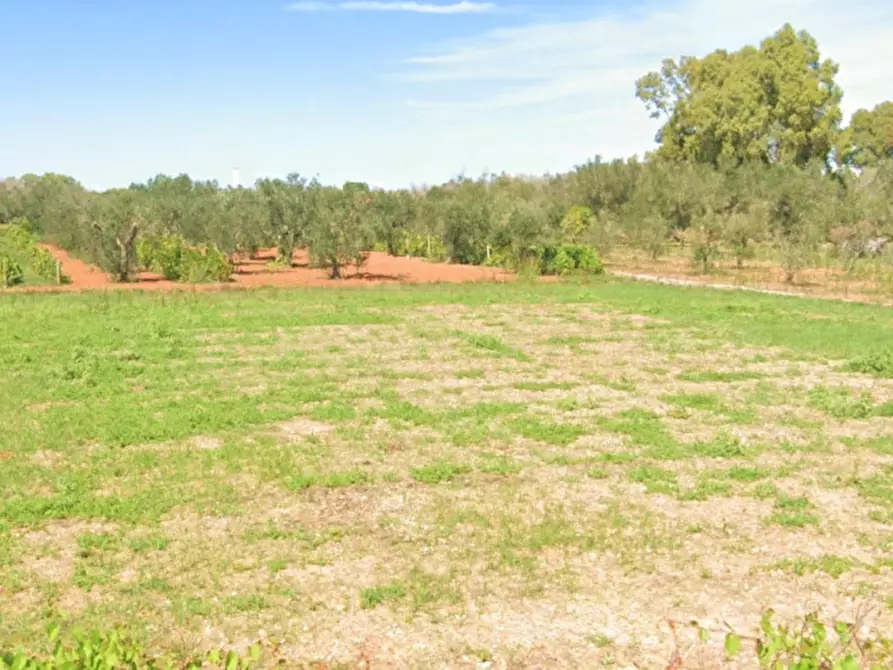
330;258;341;279
115;223;139;282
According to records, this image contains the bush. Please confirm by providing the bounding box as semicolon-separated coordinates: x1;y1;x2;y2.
399;233;447;261
0;223;35;253
180;245;234;283
537;244;604;276
0;253;23;287
137;234;184;280
137;235;232;283
31;246;69;283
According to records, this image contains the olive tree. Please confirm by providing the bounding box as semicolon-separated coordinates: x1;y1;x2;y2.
307;182;375;279
87;189;145;281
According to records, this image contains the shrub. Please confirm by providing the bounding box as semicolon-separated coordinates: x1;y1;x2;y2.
31;246;69;283
564;244;603;273
137;234;184;280
400;233;446;261
537;244;604;276
0;253;23;287
0;223;35;253
180;245;234;283
560;204;596;242
137;235;232;283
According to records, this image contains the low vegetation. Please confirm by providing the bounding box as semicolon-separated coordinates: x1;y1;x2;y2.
2;280;893;667
0;222;69;287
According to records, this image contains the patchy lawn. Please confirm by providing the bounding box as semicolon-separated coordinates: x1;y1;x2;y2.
2;280;893;668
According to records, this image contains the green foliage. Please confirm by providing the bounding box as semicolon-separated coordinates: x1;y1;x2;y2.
843;101;893;168
394;232;447;261
30;247;66;283
137;234;232;283
410;461;471;484
719;610;893;669
807;385;877;419
560;205;596;243
0;222;34;252
307;183;376;279
137;234;184;279
179;245;233;283
847;350;893;379
0;625;263;669
0;223;69;285
0;253;24;288
537;244;604;276
637;24;843;167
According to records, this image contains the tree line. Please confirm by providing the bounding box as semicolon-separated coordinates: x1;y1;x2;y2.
0;24;891;283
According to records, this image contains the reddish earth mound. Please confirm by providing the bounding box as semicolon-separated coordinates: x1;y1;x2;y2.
11;246;512;293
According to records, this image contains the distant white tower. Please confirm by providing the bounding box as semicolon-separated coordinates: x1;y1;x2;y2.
231;167;241;188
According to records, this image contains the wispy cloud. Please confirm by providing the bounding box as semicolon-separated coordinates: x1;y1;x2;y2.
374;0;893;185
399;0;893;116
287;0;496;13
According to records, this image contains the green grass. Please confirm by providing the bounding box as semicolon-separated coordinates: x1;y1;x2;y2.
453;330;530;361
510;417;587;446
677;370;765;383
768;494;820;528
410;461;471;484
769;555;856;579
3;279;893;663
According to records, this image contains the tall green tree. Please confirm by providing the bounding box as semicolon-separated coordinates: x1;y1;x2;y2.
636;24;843;167
841;102;893;168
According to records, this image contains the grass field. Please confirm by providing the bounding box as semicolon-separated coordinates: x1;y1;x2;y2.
3;278;893;668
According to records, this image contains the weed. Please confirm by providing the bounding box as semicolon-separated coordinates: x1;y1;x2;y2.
678;370;764;383
769;555;856;579
410;461;471;484
511;417;586;446
768;494;820;528
847;349;893;379
453;331;530;362
808;385;877;419
629;465;678;494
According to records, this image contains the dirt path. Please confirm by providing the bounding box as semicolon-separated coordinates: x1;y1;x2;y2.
611;270;893;307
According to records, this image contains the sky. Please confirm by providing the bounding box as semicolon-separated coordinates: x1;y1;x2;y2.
1;0;892;190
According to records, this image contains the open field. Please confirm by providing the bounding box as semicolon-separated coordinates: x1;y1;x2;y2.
3;279;893;668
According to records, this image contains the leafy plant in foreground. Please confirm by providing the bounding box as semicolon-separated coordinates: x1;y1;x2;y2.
684;608;893;669
0;625;263;670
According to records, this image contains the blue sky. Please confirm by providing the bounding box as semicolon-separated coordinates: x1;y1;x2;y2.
1;0;891;190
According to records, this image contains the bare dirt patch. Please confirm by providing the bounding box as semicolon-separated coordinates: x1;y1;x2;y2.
18;247;513;294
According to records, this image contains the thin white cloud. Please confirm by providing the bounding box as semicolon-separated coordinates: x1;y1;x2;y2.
287;0;496;13
396;0;893;176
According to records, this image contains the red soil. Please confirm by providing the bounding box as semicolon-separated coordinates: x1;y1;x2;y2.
11;246;512;293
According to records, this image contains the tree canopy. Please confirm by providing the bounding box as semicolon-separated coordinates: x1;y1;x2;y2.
842;101;893;168
636;24;843;167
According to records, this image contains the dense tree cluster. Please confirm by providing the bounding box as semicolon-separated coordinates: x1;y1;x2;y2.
0;23;891;284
